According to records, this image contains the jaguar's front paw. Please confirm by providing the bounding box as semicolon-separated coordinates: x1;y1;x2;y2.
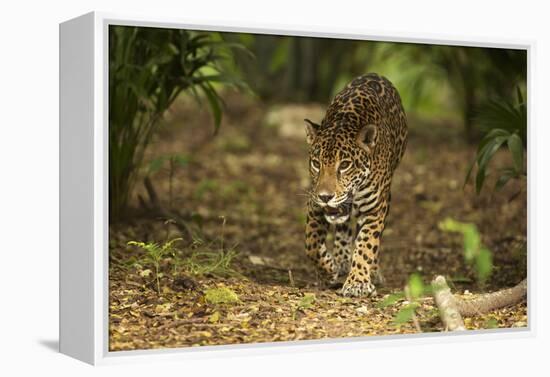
340;278;377;297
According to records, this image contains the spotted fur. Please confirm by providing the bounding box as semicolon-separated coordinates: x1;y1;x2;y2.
304;73;407;297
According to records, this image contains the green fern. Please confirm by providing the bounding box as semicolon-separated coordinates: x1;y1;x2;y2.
465;87;526;193
127;238;182;294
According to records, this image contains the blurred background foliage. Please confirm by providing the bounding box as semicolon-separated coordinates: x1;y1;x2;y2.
109;26;527;219
228;34;526;139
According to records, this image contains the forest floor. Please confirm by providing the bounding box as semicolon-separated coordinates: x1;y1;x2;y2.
109;93;527;351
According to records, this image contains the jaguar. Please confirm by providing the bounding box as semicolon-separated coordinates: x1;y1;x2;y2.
304;73;407;297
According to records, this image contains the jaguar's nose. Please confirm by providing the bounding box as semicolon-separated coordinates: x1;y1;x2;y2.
319;193;335;203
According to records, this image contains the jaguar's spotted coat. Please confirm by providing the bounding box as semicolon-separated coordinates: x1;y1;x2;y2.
304;73;407;297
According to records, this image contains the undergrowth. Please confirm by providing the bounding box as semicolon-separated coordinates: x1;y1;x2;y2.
127;217;242;295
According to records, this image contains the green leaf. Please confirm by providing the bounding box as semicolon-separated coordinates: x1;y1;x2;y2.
477;129;510;153
485;317;499;329
439;218;462;232
463;159;476;188
474;135;508;193
394;303;419;324
516;86;524;106
438;218;493;285
476;247;493;284
297;294;316;310
479;135;508;170
507;133;524;173
475;166;486;195
376;292;405;308
462;225;481;262
161;238;182;252
408;274;424;299
495;168;518;191
200;83;223;133
476;100;522;135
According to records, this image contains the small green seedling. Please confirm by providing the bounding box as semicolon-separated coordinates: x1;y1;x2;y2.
127;238;182;295
297;294;316;310
292;293;316;320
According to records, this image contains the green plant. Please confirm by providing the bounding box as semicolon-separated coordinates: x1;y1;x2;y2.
127;218;241;294
109;26;248;219
182;245;241;278
182;217;242;278
465;88;527;194
297;293;316;310
383;219;495;327
439;218;493;285
378;274;429;328
291;293;316;320
127;238;182;294
147;154;191;207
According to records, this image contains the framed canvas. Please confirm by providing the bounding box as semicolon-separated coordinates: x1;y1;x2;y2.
59;11;533;365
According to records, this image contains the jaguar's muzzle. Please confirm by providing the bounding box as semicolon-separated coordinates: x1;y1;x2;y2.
323;201;352;224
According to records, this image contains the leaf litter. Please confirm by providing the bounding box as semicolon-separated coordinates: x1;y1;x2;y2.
109;95;527;351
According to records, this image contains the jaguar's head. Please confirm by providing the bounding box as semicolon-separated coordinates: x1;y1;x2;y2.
305;118;377;224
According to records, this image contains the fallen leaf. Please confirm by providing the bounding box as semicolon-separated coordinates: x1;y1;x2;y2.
139;269;152;277
209;311;221;323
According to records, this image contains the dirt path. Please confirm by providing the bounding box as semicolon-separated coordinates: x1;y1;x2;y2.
109;94;527;351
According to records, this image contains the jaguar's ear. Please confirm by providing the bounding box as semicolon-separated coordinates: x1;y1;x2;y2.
304;119;321;145
357;124;377;152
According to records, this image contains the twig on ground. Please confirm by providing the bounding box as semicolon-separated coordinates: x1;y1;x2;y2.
288;269;295;288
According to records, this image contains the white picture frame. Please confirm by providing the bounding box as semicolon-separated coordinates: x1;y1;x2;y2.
59;11;534;365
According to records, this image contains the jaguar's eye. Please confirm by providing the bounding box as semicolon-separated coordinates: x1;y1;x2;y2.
311;159;320;171
339;160;352;172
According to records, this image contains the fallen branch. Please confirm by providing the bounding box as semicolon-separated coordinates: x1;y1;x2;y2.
455;278;527;316
432;276;466;331
431;275;527;331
